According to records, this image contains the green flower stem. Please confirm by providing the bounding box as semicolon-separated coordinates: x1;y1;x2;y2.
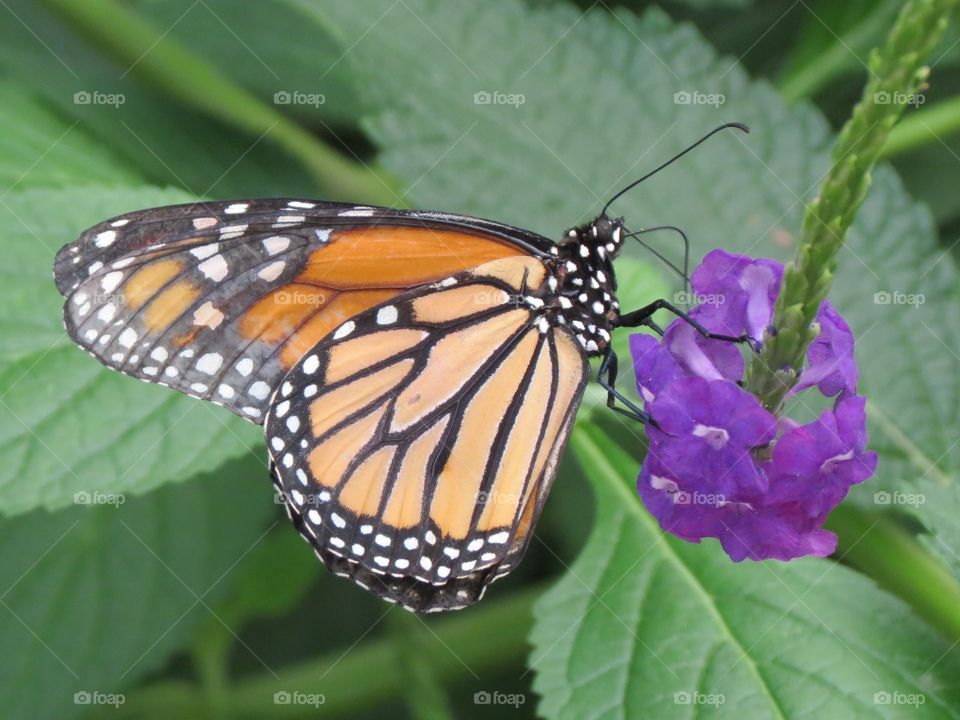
746;0;959;412
40;0;401;204
882;94;960;157
113;584;543;719
190;628;231;720
826;502;960;641
387;612;456;720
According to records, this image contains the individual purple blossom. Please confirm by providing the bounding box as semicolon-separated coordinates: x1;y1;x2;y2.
646;376;775;497
687;249;783;341
630;249;876;562
791;300;858;397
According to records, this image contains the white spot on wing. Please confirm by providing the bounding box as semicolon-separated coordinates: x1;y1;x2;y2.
94;230;116;248
258;261;285;282
193;301;224;329
376;306;397;325
262;236;290;255
333;321;355;340
190;243;219;260
118;328;138;348
198;255;229;282
196;352;224;375
249;381;271;400
100;271;123;293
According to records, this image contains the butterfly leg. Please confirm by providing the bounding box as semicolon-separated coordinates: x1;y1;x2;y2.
596;347;653;424
617;299;757;349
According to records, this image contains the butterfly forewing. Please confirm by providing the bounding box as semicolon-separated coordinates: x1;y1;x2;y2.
54;199;546;422
265;257;588;611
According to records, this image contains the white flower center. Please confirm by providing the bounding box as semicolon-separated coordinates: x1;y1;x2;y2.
693;424;730;449
820;448;854;473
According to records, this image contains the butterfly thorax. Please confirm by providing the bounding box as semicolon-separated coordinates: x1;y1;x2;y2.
545;215;624;356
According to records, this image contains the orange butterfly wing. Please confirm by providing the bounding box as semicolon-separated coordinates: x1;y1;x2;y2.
55;200;541;421
265;256;588;612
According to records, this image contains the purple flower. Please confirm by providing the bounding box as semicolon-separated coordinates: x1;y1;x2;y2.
629;250;876;562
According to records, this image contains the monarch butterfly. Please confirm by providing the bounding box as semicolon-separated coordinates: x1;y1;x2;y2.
54;124;749;612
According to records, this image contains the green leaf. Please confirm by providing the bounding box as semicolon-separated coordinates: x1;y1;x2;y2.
0;186;260;516
0;0;318;198
0;79;140;190
133;0;363;126
207;526;318;629
530;426;960;719
302;1;817;240
0;455;275;720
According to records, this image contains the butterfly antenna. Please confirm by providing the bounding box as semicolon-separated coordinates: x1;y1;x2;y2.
601;122;749;216
626;226;691;295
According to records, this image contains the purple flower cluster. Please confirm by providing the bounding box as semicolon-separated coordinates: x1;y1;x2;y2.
631;250;877;562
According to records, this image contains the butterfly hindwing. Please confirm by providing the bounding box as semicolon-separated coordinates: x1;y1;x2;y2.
54;200;551;422
265;256;589;611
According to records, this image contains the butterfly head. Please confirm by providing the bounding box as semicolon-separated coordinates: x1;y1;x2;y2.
555;214;626;263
